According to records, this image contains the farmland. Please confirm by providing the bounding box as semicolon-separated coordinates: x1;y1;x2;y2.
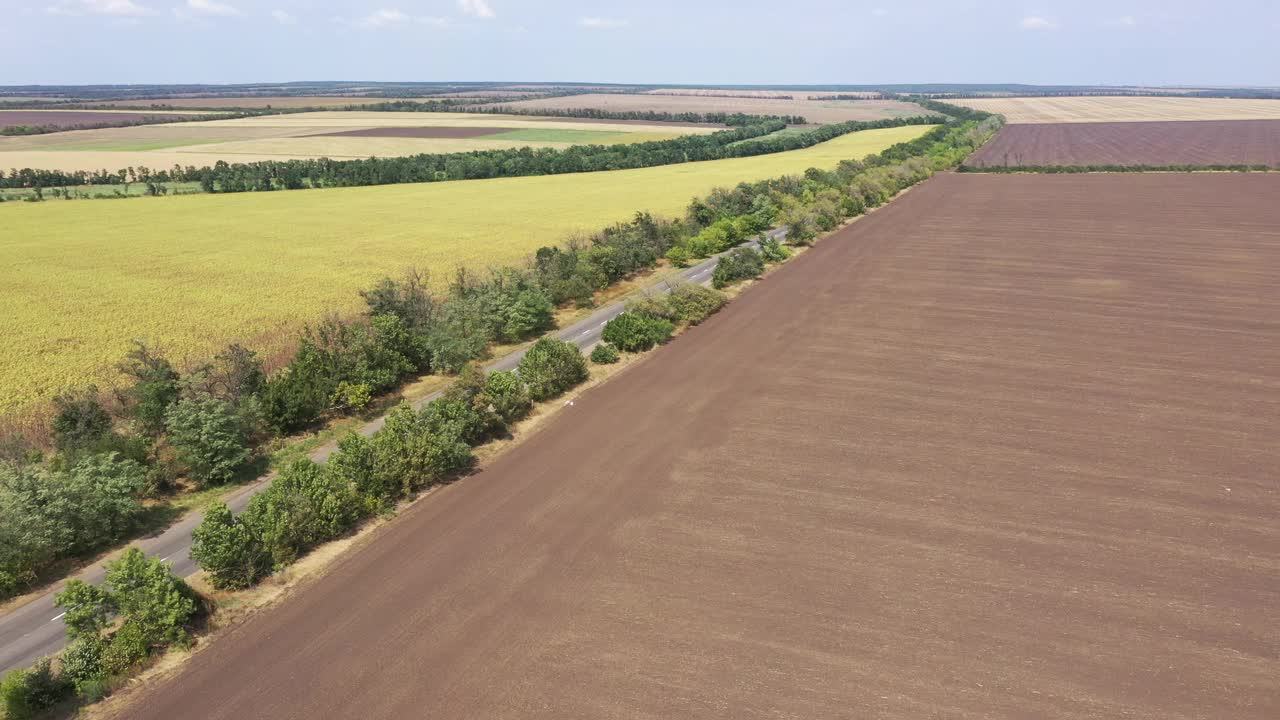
0;109;211;130
0;111;711;174
117;171;1280;720
0;124;932;420
951;95;1280;123
966;119;1280;167
487;92;932;123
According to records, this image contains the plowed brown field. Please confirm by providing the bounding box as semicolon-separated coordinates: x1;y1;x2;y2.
116;173;1280;720
967;120;1280;167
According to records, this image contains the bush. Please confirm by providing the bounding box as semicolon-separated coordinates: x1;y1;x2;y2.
100;621;149;676
517;338;588;401
60;636;107;695
483;371;532;425
0;659;69;720
103;548;199;647
590;343;620;364
50;386;112;453
117;342;181;437
712;247;765;288
601;312;674;352
190;502;269;590
664;245;690;267
665;284;727;325
240;460;362;569
54;580;114;638
164;395;252;487
757;235;790;262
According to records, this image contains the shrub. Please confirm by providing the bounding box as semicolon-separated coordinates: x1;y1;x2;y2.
51;386;112;453
103;548;199;647
590;343;620;364
665;284;727;325
601;312;674;352
664;245;690;267
329;381;373;412
757;235;790;262
190;502;269;590
625;294;678;322
164;395;252;486
0;659;69;720
240;460;362;569
712;247;766;288
483;371;532;425
517;338;588;401
100;621;149;676
59;636;107;695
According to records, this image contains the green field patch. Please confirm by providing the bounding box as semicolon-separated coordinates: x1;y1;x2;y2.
48;138;224;152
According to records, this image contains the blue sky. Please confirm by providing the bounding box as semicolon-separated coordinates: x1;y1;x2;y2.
2;0;1276;86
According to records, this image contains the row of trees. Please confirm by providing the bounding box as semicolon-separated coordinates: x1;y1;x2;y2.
192;338;588;589
0;115;940;193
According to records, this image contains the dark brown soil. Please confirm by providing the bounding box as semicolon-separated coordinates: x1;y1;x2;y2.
307;126;513;139
114;173;1280;720
0;110;200;129
968;119;1280;166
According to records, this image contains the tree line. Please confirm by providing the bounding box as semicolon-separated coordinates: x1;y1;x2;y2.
0;115;939;194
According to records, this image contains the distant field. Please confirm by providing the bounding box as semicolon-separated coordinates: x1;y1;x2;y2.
644;88;882;100
967;120;1280;167
0;109;209;129
0;111;708;172
487;93;932;123
951;96;1280;123
91;96;431;109
0;125;932;419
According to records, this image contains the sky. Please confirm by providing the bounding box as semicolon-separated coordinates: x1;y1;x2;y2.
1;0;1277;87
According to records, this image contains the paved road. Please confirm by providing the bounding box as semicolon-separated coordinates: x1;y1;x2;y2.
0;231;777;674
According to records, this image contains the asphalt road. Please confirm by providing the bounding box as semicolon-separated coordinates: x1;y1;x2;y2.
0;230;776;674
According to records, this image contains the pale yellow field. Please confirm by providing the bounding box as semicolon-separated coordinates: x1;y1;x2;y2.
0;111;711;173
0;125;933;418
951;96;1280;123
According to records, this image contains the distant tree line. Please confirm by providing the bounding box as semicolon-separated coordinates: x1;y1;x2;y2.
0;115;940;194
0;111;240;137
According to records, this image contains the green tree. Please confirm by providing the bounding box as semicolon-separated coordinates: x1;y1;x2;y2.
712;247;766;289
190;503;269;590
104;548;199;646
54;579;115;638
601;312;674;352
164;395;252;486
50;386;112;453
484;371;532;424
517;338;588;401
117;342;181;436
0;659;69;720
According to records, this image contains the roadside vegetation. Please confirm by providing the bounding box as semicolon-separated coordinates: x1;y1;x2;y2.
0;101;1001;717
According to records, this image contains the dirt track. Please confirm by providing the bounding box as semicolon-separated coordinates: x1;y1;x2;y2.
117;173;1280;720
968;120;1280;166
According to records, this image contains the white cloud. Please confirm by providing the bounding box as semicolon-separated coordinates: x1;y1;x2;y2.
271;9;296;24
48;0;154;16
579;16;627;29
357;8;409;28
1019;16;1059;30
185;0;240;17
346;8;447;29
458;0;494;19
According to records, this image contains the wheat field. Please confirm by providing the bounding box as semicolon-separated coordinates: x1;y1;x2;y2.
0;124;932;419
